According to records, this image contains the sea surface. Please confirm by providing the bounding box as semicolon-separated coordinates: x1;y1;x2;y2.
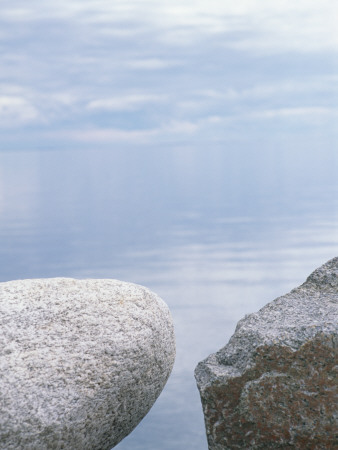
0;145;337;449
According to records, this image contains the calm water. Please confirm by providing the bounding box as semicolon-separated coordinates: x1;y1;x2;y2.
0;145;337;449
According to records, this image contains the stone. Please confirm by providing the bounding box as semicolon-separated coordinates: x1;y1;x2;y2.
195;257;338;449
0;278;175;449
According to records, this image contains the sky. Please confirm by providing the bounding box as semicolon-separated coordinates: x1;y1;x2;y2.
1;0;337;150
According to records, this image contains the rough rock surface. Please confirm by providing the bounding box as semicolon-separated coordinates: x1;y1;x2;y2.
0;278;175;450
195;257;338;449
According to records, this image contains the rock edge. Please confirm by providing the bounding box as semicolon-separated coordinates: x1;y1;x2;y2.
195;257;338;449
0;278;176;450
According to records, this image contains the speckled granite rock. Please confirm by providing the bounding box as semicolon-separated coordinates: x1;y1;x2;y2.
195;257;338;449
0;278;175;450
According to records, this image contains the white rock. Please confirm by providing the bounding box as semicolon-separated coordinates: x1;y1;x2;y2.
0;278;175;449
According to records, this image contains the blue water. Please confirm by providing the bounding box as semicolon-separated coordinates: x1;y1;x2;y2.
0;145;337;449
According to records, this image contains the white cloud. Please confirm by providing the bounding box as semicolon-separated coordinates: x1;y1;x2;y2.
65;127;158;143
232;80;337;100
1;0;336;139
125;58;181;70
87;94;167;111
1;7;34;21
154;1;338;53
0;96;39;126
0;84;84;127
47;92;77;106
250;107;338;120
197;77;338;102
61;119;198;143
162;120;198;134
2;1;337;53
176;78;338;115
195;107;338;130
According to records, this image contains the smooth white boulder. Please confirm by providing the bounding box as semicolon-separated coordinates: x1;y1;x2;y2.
0;278;175;449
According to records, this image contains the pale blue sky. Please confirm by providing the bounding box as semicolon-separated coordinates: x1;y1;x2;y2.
0;0;337;150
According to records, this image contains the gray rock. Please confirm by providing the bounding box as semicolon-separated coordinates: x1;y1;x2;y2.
195;257;338;449
0;278;175;449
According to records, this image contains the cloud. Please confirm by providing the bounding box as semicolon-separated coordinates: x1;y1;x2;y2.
193;106;338;135
153;1;338;53
162;120;198;134
65;128;158;143
87;94;167;112
250;107;338;120
1;7;34;21
0;96;39;126
207;105;338;121
226;79;337;101
0;0;336;145
232;79;338;100
175;78;338;119
125;58;181;70
60;119;198;144
2;0;337;53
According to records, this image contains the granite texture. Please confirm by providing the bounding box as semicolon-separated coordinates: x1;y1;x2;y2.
195;257;338;449
0;278;175;449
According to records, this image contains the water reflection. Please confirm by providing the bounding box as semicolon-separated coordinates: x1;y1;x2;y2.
0;146;337;449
